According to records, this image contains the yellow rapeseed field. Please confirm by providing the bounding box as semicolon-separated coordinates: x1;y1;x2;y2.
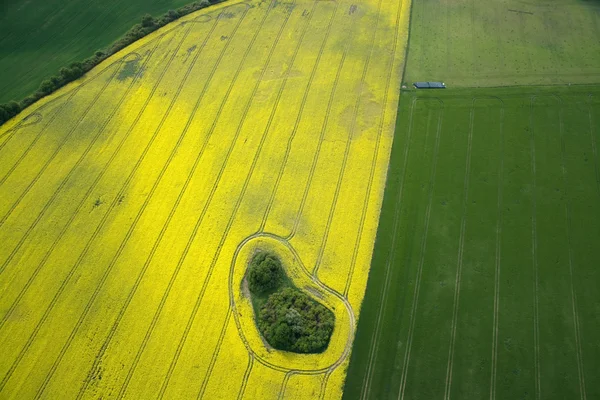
0;0;410;398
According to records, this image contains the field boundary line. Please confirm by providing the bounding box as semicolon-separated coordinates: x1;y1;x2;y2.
530;96;541;400
340;0;409;392
444;99;475;400
588;94;599;194
359;96;416;400
196;311;232;399
469;0;477;74
490;98;505;400
312;0;384;283
0;60;123;226
318;370;331;400
0;35;170;330
516;13;533;72
71;14;224;399
556;95;587;400
344;0;407;298
398;99;444;400
277;371;295;400
236;354;253;400
0;22;193;394
284;7;356;242
259;1;339;232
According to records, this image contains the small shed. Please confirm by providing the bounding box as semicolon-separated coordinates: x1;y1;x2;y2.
413;82;446;89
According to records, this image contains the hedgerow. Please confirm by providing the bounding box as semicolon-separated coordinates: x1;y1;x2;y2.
0;0;221;127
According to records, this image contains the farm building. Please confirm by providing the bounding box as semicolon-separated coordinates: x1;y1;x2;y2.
413;81;446;89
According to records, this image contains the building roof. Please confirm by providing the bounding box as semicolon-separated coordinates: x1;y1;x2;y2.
413;82;446;89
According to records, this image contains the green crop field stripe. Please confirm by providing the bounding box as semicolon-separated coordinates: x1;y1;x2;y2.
312;0;384;282
443;99;475;400
36;13;224;399
359;96;417;400
72;14;223;399
398;98;444;400
0;38;166;330
490;97;505;400
529;95;541;400
344;0;406;298
0;21;194;394
348;87;600;400
588;94;600;194
557;97;587;400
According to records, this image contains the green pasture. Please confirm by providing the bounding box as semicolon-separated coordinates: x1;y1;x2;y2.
345;85;600;399
404;0;600;87
0;0;213;103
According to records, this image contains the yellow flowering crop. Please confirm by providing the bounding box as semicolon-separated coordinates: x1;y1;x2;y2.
0;0;410;398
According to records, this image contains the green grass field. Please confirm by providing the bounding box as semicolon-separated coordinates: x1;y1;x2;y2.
345;85;600;399
0;0;216;103
403;0;600;87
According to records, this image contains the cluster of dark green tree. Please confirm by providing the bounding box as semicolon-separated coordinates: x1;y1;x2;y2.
246;252;335;354
0;0;222;127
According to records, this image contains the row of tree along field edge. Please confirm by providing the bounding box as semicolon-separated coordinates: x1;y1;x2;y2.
245;252;335;354
0;0;225;127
